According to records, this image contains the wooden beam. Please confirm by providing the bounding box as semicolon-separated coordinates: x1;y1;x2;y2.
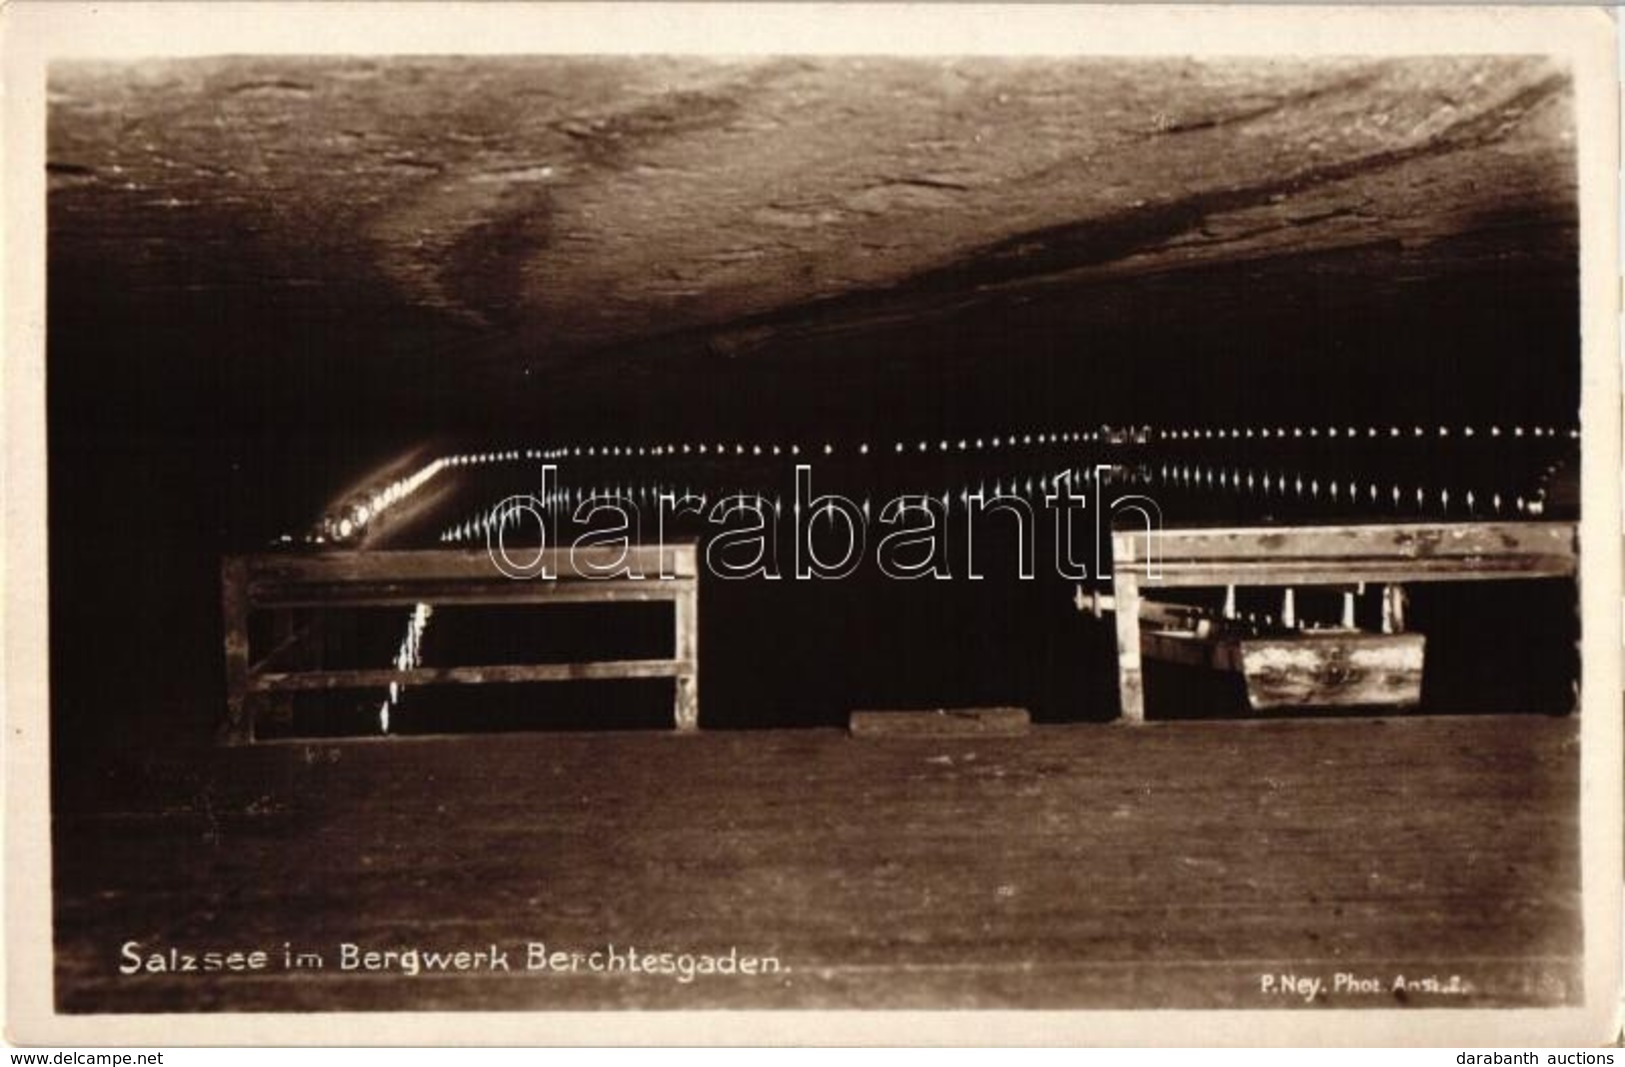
1112;569;1145;724
1113;522;1576;587
241;544;698;585
673;578;699;732
1121;521;1576;563
1123;557;1578;588
220;556;254;745
247;579;693;610
251;658;686;693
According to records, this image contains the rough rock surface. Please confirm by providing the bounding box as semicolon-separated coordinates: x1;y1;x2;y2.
48;56;1576;433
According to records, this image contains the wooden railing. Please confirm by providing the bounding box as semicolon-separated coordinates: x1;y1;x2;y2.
221;544;699;742
1104;522;1578;722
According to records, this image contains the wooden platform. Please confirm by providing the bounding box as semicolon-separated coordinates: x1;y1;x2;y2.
52;716;1581;1012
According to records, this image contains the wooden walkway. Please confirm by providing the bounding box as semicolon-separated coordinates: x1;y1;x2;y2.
53;716;1580;1012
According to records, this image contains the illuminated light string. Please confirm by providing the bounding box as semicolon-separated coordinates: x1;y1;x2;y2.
334;423;1575;544
1140;460;1547;517
531;424;1574;463
434;444;1572;545
313;455;456;544
537;428;1139;463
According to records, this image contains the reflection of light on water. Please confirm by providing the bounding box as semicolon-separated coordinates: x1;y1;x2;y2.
378;602;433;735
333;422;1580;546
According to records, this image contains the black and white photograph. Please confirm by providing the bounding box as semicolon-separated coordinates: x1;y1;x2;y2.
4;2;1619;1048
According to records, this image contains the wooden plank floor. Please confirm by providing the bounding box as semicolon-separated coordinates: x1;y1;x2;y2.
53;716;1581;1012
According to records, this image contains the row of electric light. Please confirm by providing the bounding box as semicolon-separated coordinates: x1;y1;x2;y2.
377;602;433;735
531;429;1142;463
446;451;532;464
315;457;451;544
327;421;1579;543
466;424;1581;469
1145;462;1554;516
1158;425;1578;441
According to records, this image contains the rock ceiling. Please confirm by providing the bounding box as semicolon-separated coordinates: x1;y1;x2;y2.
47;55;1577;435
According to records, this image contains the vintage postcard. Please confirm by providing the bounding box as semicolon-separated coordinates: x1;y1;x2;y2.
3;2;1619;1047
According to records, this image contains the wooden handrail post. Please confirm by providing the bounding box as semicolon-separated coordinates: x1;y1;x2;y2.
1113;570;1145;724
220;556;254;745
674;573;700;732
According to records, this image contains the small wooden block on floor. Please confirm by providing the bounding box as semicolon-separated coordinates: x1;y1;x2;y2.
849;707;1031;738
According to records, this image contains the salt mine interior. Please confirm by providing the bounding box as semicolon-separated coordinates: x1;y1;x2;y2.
43;55;1588;1013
